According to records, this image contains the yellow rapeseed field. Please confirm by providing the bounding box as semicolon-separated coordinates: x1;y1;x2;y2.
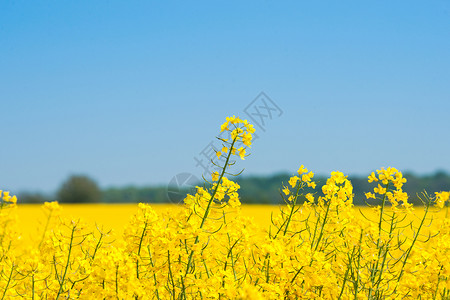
2;116;450;299
15;204;446;242
15;204;280;240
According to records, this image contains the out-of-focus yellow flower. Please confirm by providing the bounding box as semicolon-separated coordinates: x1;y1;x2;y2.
368;172;378;183
297;165;308;175
302;171;314;182
2;191;10;201
435;191;450;209
365;192;376;199
374;184;387;195
1;190;18;205
242;132;252;147
307;181;316;189
393;172;407;189
228;193;241;208
288;176;299;188
238;147;246;160
305;193;314;203
212;172;219;182
220;121;229;132
44;201;62;213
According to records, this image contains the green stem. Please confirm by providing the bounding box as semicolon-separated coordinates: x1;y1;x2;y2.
225;233;238;281
184;137;238;277
373;213;396;293
314;203;331;252
353;230;363;300
91;231;104;262
338;247;356;300
115;265;119;299
136;220;149;279
394;195;431;292
368;182;389;298
377;182;390;238
199;137;238;229
167;250;176;300
282;183;302;237
433;271;442;300
38;210;53;249
55;225;76;300
31;274;35;300
290;266;304;284
0;263;14;300
148;246;161;300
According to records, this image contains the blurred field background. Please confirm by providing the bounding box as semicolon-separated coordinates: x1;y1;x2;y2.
16;204;277;238
16;204;447;244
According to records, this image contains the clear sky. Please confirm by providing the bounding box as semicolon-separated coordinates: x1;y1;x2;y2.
1;1;449;194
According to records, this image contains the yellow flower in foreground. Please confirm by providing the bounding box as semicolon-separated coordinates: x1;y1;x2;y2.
435;191;450;209
305;193;314;203
374;184;386;195
226;115;242;124
228;194;241;208
297;165;308;175
212;172;219;182
242;132;252;147
220;121;229;132
368;172;378;183
365;192;376;199
393;172;407;189
2;191;10;201
9;195;17;204
238;147;246;160
216;151;221;159
288;176;299;188
307;181;316;189
1;190;17;204
282;186;290;196
302;171;314;182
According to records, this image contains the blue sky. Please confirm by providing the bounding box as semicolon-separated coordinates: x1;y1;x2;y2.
1;1;449;194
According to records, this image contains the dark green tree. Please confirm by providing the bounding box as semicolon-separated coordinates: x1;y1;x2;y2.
57;175;101;203
18;192;51;204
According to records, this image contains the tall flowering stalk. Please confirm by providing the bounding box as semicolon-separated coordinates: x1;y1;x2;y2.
181;116;254;298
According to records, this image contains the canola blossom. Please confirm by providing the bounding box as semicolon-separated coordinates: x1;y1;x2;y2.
1;117;450;299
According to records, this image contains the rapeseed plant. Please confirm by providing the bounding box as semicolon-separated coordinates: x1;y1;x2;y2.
0;116;449;299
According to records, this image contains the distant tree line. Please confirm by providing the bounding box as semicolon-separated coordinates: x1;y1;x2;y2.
237;171;450;206
18;171;450;206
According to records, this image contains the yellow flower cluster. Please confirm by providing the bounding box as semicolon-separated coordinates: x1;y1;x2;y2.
1;117;450;299
282;165;316;205
216;115;255;161
435;191;450;209
0;190;17;205
184;176;241;209
1;185;450;299
366;167;412;211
